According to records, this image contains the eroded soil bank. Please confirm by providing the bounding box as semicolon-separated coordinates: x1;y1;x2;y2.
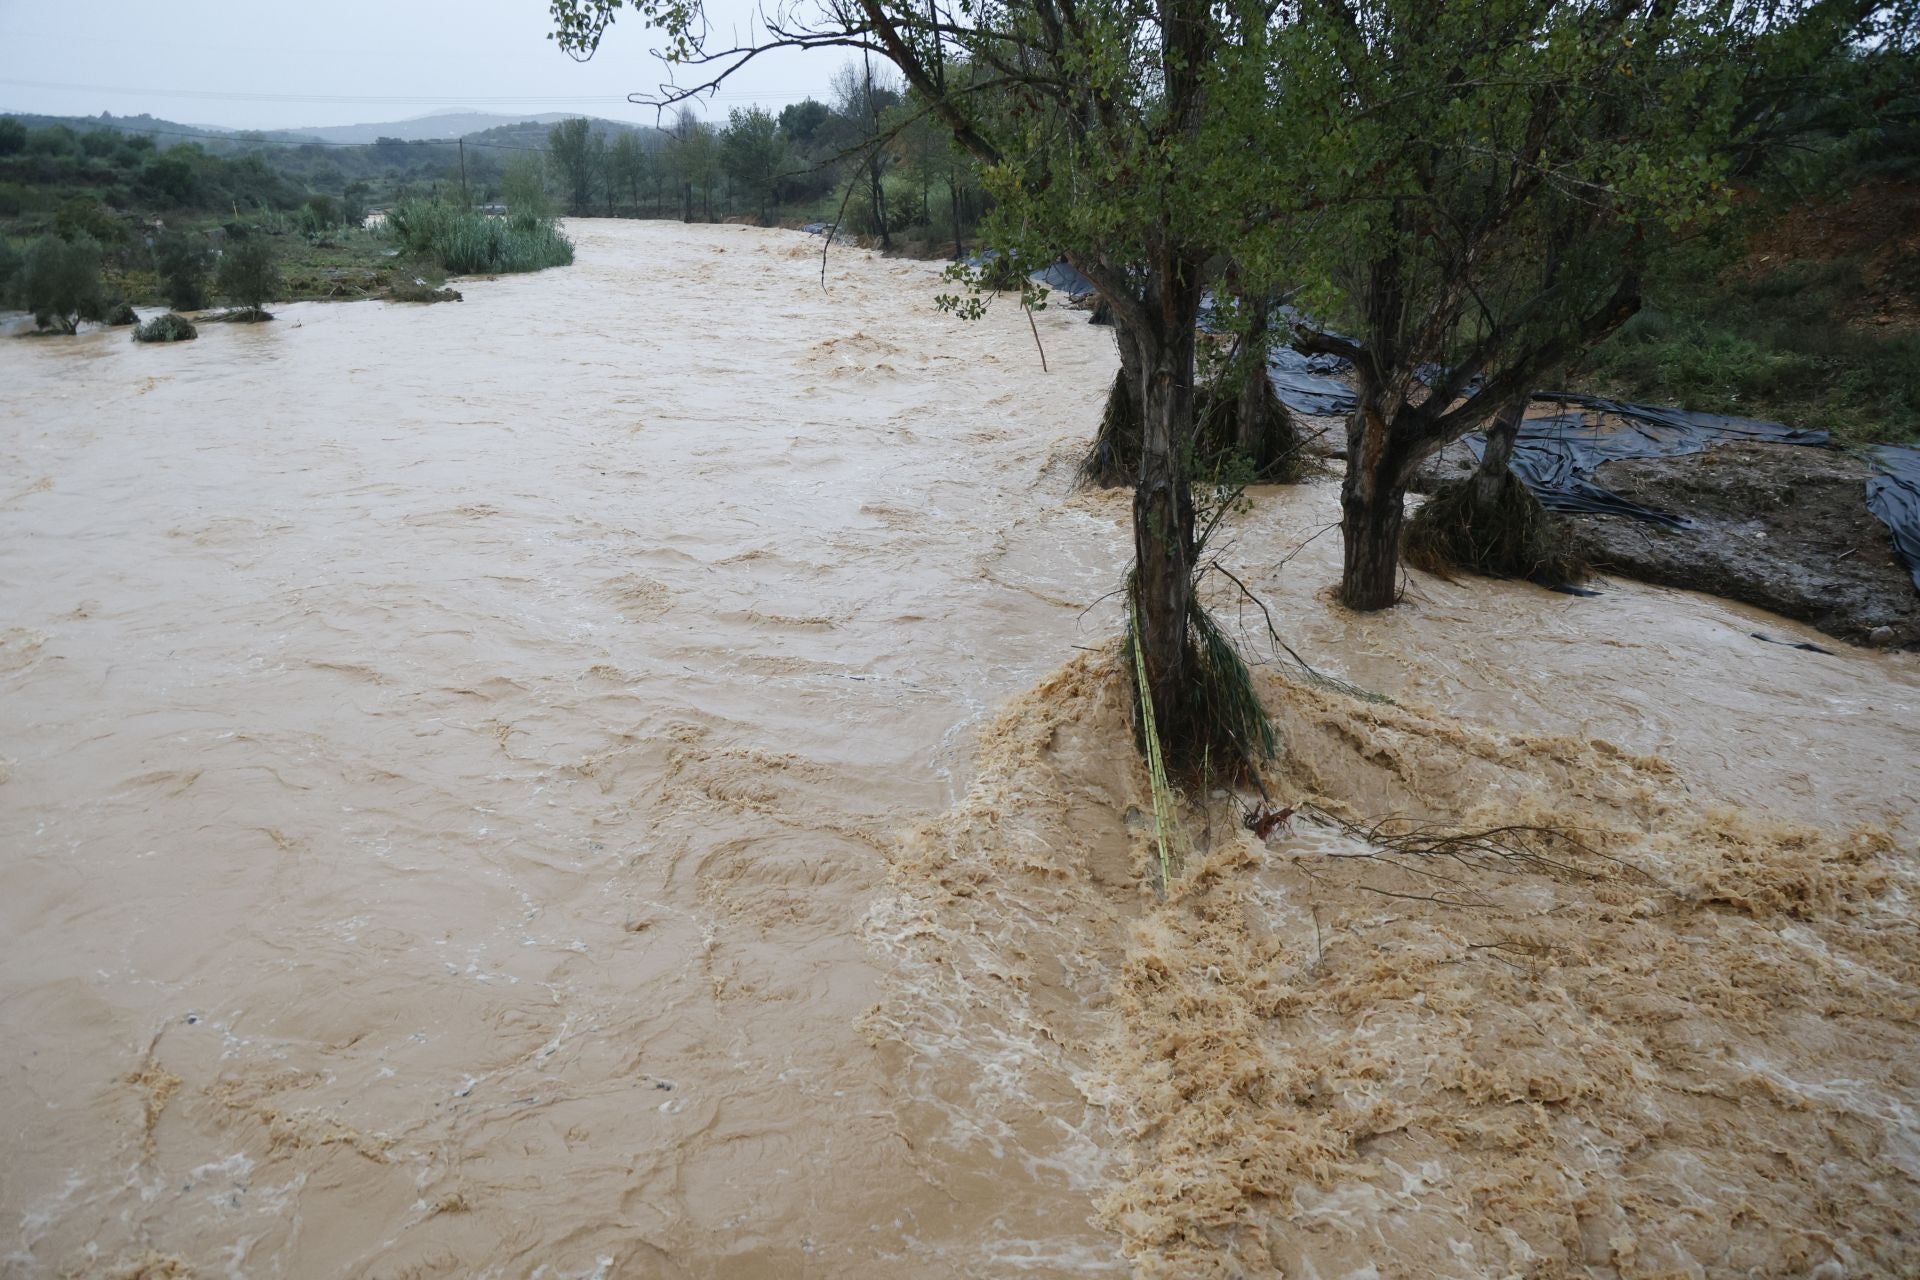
3;220;1916;1278
1415;430;1917;647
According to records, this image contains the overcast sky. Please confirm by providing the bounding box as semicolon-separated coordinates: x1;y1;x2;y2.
0;0;837;129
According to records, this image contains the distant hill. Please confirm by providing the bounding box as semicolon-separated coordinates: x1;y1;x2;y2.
0;111;233;144
0;108;663;149
277;110;649;145
464;117;666;153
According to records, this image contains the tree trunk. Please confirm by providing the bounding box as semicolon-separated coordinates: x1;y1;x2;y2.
948;172;963;258
1470;397;1526;512
1126;266;1204;747
870;157;892;250
1339;397;1411;611
1234;297;1273;462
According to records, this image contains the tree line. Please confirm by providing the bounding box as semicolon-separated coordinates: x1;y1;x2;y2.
530;66;986;249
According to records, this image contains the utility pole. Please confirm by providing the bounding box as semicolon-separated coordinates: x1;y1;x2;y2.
459;138;469;208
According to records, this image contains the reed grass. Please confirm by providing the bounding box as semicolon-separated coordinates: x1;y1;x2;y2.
385;200;574;276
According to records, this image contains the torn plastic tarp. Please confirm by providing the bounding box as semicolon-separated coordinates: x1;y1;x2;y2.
1267;347;1359;417
1028;260;1097;299
1868;445;1920;590
956;251;1097;299
1465;398;1832;529
1466;412;1694;527
1525;394;1832;450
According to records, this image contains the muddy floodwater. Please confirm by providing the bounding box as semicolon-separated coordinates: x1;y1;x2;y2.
4;221;1918;1278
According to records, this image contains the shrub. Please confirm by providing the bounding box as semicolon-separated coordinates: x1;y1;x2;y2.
19;234;105;333
216;236;280;317
133;312;197;343
54;196;123;245
153;231;211;311
0;236;18;295
0;117;24;157
385;198;574;275
105;300;139;326
385;281;463;303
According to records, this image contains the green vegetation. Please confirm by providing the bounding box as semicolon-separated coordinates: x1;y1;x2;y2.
1580;248;1920;445
153;230;211;311
16;233;105;333
385;282;462;303
132;312;197;342
216;235;280;318
105;299;138;326
385;199;574;275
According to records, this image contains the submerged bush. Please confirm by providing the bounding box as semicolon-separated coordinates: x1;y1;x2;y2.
1404;470;1585;585
18;234;106;333
105;300;138;326
385;199;574;275
153;231;212;312
133;312;197;342
217;236;280;318
385;281;463;303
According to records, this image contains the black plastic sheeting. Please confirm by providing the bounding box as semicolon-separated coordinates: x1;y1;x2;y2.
1465;411;1697;527
955;251;1099;300
1028;260;1098;299
1460;397;1835;528
1869;445;1920;590
1267;347;1358;417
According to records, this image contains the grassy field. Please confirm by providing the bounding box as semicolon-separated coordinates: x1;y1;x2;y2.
1572;182;1920;445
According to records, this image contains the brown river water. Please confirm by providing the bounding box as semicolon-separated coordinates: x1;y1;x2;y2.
3;220;1917;1278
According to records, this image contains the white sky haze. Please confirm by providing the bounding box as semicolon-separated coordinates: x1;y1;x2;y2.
0;0;835;128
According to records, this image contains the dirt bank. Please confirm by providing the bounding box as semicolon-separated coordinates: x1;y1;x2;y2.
1417;438;1917;647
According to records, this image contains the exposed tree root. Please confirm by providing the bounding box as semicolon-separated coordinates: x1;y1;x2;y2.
1079;368;1307;490
1403;469;1586;586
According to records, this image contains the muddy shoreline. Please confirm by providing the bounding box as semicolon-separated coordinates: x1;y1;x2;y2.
1414;435;1918;648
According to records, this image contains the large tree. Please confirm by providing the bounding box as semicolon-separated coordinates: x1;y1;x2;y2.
18;234;105;334
547;116;602;215
720;106;788;222
608;129;649;215
1255;0;1872;609
550;0;1288;768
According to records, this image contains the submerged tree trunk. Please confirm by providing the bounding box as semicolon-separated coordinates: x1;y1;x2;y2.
1128;263;1204;748
1235;297;1275;462
1470;397;1525;511
1081;329;1146;487
947;171;964;258
1340;395;1413;611
869;156;892;250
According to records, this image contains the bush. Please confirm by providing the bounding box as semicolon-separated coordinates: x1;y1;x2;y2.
105;300;139;326
133;312;197;342
0;117;24;157
385;281;463;303
54;195;123;245
153;231;212;311
385;198;574;275
18;234;105;333
216;236;280;317
0;236;18;295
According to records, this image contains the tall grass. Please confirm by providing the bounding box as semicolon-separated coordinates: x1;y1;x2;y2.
385;199;574;275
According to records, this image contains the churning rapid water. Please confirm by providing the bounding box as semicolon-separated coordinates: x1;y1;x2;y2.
3;221;1917;1278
